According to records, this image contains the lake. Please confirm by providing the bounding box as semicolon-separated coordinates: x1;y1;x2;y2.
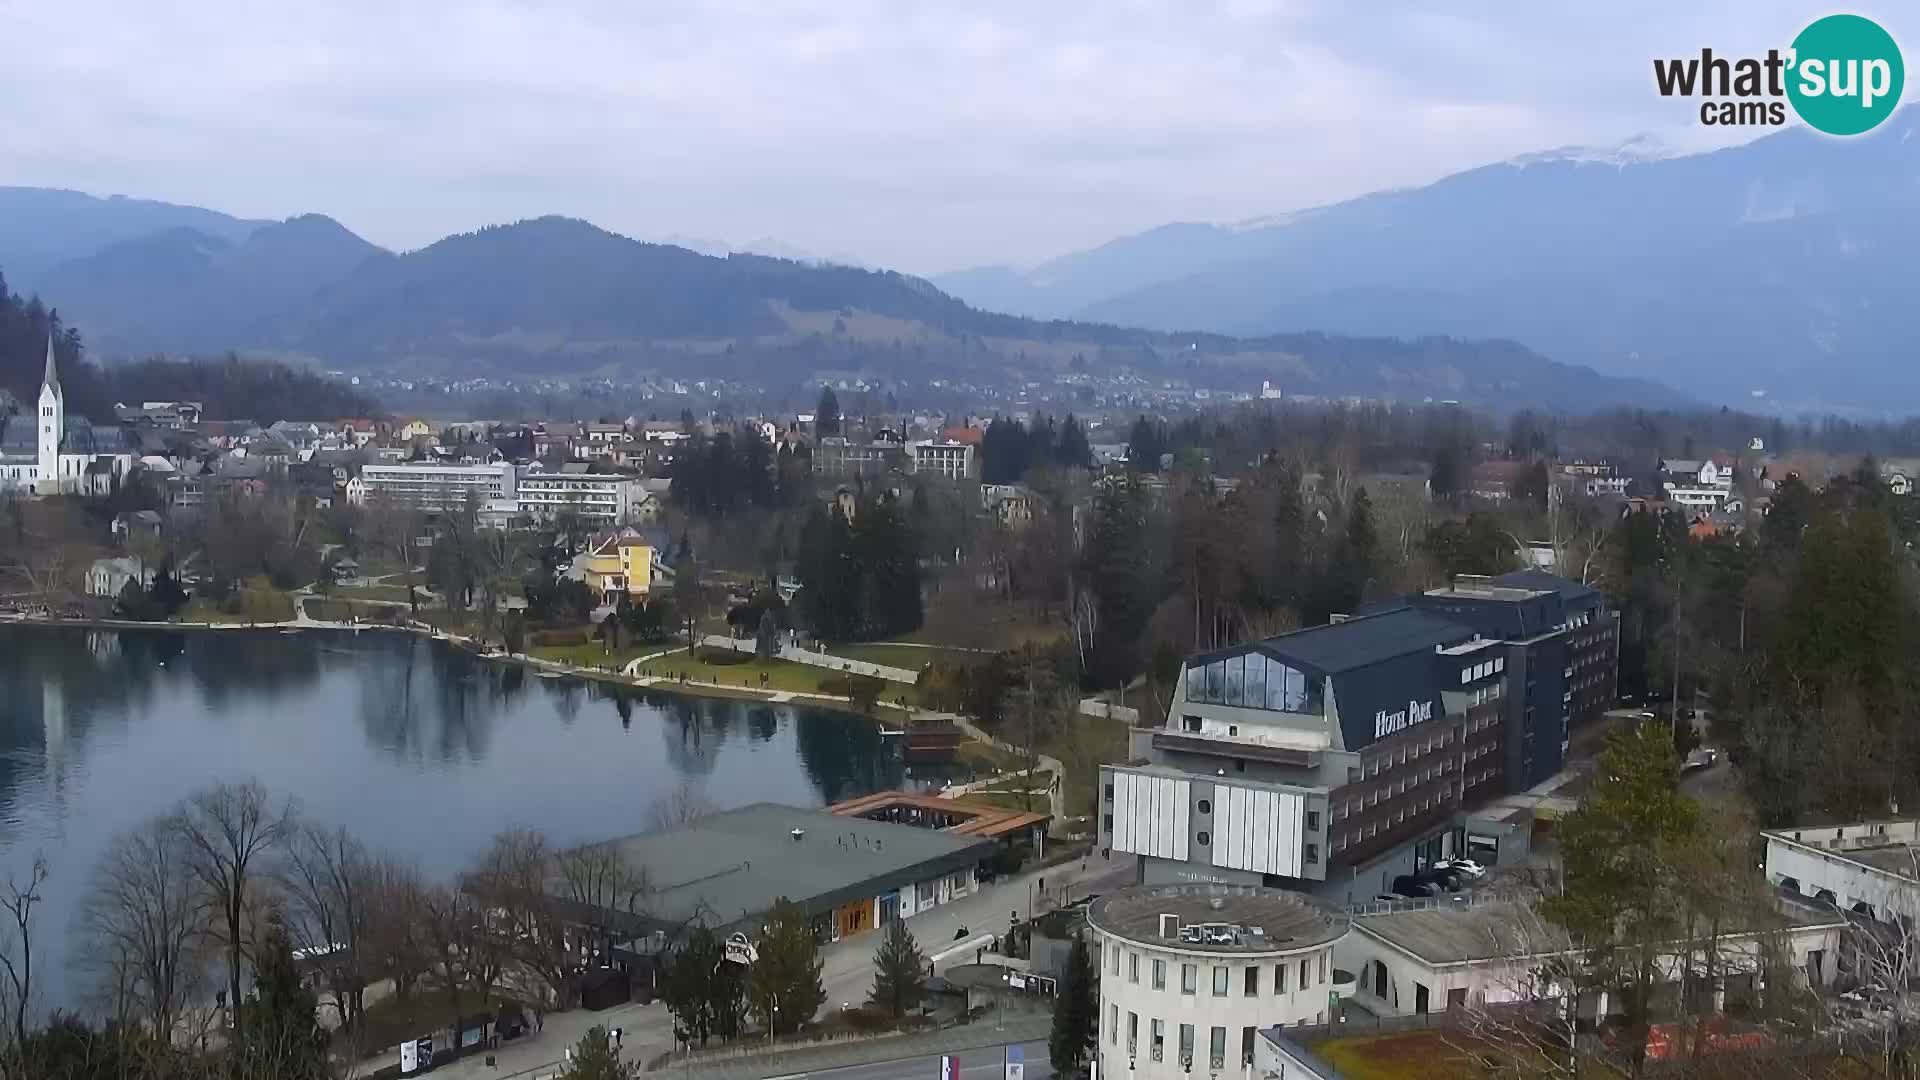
0;625;905;1009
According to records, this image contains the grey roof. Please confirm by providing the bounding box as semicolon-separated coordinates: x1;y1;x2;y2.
1087;883;1347;954
1661;459;1705;475
1245;608;1470;676
1493;570;1599;606
584;802;995;930
1357;903;1571;965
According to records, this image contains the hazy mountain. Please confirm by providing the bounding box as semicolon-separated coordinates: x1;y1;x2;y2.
36;214;387;354
12;203;1686;411
0;186;268;286
935;112;1920;412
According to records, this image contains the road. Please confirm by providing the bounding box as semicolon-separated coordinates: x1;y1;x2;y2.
768;1039;1050;1080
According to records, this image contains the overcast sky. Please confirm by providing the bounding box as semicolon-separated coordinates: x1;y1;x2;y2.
3;0;1910;273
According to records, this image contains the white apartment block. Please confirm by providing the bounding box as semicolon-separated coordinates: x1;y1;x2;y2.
517;470;645;524
351;462;517;511
910;440;975;481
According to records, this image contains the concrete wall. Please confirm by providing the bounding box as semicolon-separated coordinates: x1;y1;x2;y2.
1765;833;1920;922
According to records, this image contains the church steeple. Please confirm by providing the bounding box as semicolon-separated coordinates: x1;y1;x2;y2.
42;334;61;400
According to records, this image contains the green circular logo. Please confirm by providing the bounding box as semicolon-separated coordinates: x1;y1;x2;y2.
1787;14;1904;135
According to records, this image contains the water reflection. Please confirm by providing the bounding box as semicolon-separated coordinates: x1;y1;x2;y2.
0;626;900;1009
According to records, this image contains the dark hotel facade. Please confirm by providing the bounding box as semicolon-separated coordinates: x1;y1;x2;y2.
1097;571;1617;906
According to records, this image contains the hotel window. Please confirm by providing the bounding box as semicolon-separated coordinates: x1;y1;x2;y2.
1129;952;1139;983
1128;1012;1138;1054
1245;967;1259;996
1152;1019;1165;1061
1153;958;1166;990
1181;963;1197;994
1179;1024;1195;1066
1306;843;1319;864
1213;966;1229;996
1110;1004;1119;1044
1319;952;1329;984
1275;963;1287;993
1210;1026;1227;1070
1306;810;1320;830
1111;946;1120;975
1299;959;1310;990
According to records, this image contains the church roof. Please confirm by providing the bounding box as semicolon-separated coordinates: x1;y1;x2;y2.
43;335;61;396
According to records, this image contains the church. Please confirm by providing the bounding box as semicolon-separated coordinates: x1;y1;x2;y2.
0;337;137;496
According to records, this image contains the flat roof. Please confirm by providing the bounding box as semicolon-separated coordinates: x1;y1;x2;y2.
1246;608;1470;676
1357;897;1844;967
1087;884;1347;954
582;802;996;930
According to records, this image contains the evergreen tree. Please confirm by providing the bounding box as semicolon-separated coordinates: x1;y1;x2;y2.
815;387;842;436
148;566;190;617
662;927;745;1048
236;913;330;1080
749;898;825;1037
1056;414;1092;469
1308;488;1377;623
673;556;702;654
1126;416;1163;473
866;919;928;1019
1082;475;1152;689
1543;725;1697;1080
559;1025;636;1080
1049;934;1098;1077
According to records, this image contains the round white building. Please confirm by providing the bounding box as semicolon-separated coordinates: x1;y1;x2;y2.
1087;884;1349;1080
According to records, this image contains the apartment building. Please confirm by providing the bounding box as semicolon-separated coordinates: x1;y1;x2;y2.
349;461;516;512
517;463;644;525
910;439;975;481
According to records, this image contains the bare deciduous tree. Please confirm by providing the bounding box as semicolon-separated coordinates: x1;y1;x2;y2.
80;819;204;1042
0;856;47;1051
281;823;378;1029
364;857;434;1006
174;780;294;1036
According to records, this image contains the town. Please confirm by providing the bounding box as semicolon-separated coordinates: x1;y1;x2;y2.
3;315;1919;1080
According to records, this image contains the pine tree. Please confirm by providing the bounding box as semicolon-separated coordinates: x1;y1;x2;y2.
1057;414;1091;469
236;913;330;1080
749;898;825;1037
866;919;928;1019
816;388;842;436
662;927;745;1048
1049;933;1098;1077
560;1025;636;1079
1081;475;1152;689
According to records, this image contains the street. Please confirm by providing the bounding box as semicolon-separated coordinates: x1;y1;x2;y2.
766;1039;1051;1080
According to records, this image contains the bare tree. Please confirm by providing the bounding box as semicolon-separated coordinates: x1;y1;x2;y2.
174;781;294;1037
365;856;435;1006
1447;899;1583;1080
0;857;46;1051
281;824;377;1029
648;783;717;832
80;819;205;1041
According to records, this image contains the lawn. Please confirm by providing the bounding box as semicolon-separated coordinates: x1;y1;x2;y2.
1045;712;1130;819
822;643;968;673
179;580;298;624
330;584;418;604
630;648;835;696
531;640;660;671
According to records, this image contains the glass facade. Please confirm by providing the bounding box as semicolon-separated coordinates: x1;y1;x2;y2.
1186;651;1321;713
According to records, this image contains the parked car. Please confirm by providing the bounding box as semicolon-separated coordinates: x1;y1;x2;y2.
1434;858;1488;880
1390;874;1438;898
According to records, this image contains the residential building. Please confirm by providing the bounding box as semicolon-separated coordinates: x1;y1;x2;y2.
517;463;645;525
1090;884;1348;1080
582;527;667;602
813;436;904;479
1660;457;1734;511
395;418;434;442
87;556;153;598
111;510;164;540
351;461;516;511
981;483;1033;526
116;401;203;429
909;439;975;481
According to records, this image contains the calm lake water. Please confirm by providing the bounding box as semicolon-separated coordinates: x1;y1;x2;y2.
0;625;904;1009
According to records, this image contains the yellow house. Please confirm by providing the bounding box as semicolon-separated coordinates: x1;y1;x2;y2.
583;529;659;603
397;418;434;441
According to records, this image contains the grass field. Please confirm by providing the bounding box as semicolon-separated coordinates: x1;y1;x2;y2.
179;579;298;624
531;640;660;671
330;584;418;604
631;648;836;695
822;643;968;673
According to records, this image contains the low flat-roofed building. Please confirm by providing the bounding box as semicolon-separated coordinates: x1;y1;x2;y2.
827;791;1048;843
1337;895;1845;1020
579;802;997;943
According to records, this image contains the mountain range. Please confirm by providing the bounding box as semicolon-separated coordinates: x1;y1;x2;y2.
933;109;1920;414
4;184;1692;412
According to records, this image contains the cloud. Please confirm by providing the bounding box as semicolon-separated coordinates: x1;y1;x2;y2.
1;0;1909;272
